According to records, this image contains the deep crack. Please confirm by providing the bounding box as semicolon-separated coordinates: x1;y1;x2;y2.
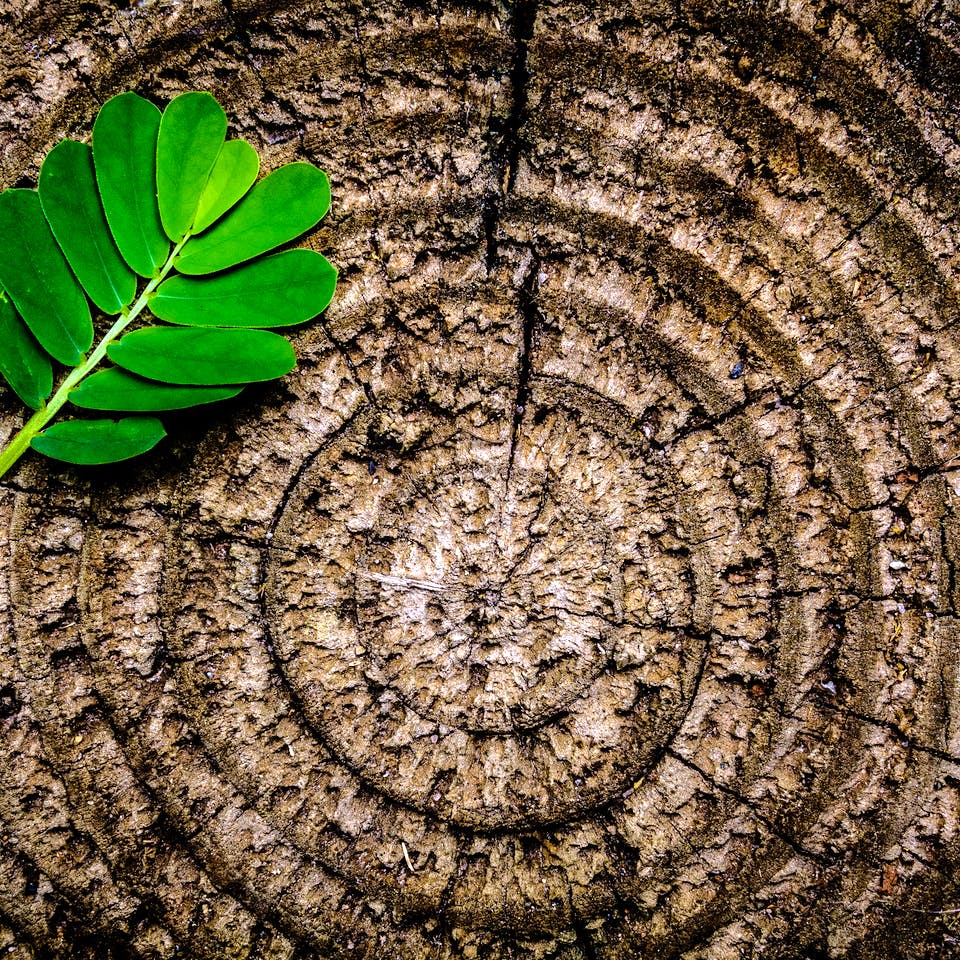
483;0;538;270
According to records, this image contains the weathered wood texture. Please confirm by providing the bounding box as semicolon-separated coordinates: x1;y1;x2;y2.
1;0;959;957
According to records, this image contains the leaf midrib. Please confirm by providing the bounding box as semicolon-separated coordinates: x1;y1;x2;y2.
156;280;318;303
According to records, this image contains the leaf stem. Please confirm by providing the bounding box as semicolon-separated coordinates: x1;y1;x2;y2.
0;237;188;482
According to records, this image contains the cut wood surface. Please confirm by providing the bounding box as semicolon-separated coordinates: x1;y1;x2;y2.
1;1;959;957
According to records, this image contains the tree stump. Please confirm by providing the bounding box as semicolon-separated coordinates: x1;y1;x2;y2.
1;1;959;957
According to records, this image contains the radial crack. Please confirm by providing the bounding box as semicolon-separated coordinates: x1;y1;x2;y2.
506;253;541;483
483;0;538;270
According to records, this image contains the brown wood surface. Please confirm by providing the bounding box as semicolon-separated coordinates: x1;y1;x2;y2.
1;1;959;957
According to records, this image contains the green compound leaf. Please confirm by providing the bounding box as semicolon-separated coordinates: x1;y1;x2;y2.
71;367;242;411
192;139;260;235
151;249;337;328
31;416;166;465
39;139;137;314
107;326;296;384
0;189;93;367
156;92;227;242
176;162;331;275
0;290;53;410
93;91;170;278
0;89;338;483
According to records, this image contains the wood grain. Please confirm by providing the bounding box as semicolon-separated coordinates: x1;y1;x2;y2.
0;1;959;956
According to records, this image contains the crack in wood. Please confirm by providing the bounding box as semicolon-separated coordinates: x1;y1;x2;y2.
483;0;538;271
506;251;541;484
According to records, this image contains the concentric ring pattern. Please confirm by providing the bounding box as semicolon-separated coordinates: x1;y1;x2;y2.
1;0;959;957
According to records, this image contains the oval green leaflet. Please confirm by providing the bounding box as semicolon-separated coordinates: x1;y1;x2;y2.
93;92;170;279
39;139;138;315
0;90;336;479
192;139;260;235
156;92;227;243
0;289;53;411
108;327;296;385
32;417;166;465
70;368;243;412
0;189;94;367
150;250;337;328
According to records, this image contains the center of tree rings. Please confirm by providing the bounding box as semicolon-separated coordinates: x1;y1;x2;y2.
268;390;710;829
